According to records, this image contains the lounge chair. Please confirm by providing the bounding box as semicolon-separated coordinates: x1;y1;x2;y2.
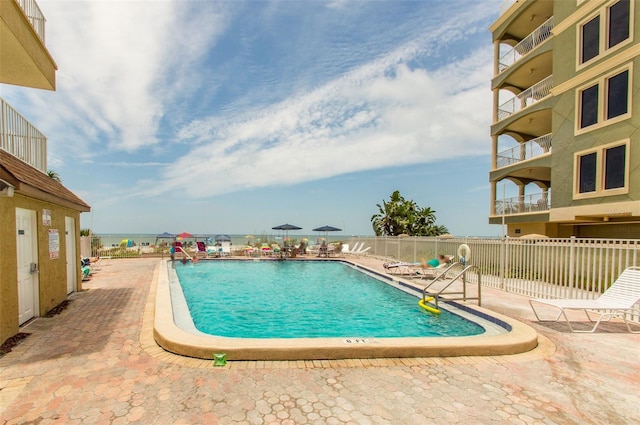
307;244;321;256
344;242;362;255
260;243;272;256
196;242;207;256
350;244;371;255
414;263;448;280
220;241;232;256
383;262;418;275
529;266;640;333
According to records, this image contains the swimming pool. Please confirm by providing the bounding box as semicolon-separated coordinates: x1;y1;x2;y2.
174;260;484;338
154;259;539;360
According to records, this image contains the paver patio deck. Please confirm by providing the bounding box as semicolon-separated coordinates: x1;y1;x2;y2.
1;257;638;424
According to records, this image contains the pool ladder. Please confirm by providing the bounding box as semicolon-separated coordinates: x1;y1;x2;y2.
176;246;193;261
422;264;482;311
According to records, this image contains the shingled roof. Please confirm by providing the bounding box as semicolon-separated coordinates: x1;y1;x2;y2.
0;149;90;212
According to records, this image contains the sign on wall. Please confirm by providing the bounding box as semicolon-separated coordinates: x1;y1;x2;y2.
42;209;51;226
48;229;59;259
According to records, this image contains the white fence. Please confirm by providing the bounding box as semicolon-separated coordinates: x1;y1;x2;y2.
349;236;640;320
0;97;47;172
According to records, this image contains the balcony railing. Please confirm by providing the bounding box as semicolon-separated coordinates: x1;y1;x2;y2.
0;97;47;172
495;192;550;216
499;17;554;72
497;75;553;121
16;0;46;43
497;133;552;168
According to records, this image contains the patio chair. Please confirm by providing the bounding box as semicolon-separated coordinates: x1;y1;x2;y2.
413;262;450;280
347;242;363;254
383;262;418;276
529;266;640;333
356;246;371;255
220;241;232;256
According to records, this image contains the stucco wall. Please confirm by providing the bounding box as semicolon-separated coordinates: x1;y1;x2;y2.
551;1;640;210
0;194;83;344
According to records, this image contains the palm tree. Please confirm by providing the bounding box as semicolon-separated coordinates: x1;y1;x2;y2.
371;190;447;236
47;170;62;182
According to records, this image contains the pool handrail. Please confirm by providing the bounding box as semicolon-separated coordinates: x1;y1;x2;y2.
423;264;482;310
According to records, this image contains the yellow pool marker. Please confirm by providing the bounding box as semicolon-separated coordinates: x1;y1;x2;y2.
418;297;441;314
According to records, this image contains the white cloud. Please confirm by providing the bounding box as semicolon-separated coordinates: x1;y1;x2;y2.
8;0;496;208
33;0;228;161
137;43;494;199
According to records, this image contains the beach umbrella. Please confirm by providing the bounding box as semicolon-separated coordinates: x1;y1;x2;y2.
312;225;342;241
176;232;194;240
155;232;175;245
120;239;134;247
215;234;231;242
272;223;302;241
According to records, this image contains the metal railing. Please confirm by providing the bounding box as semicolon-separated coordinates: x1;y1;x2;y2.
0;97;47;172
497;75;553;121
347;236;640;322
498;17;554;72
423;264;482;308
497;133;552;168
16;0;46;43
494;192;550;215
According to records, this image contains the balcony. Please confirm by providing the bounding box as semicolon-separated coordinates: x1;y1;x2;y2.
495;192;550;216
497;75;553;121
16;0;45;42
497;133;551;168
0;97;47;172
0;0;56;90
499;17;554;73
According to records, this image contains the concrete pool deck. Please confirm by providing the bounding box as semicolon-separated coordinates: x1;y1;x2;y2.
1;257;639;424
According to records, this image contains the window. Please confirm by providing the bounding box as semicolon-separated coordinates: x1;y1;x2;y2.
578;153;596;193
574;140;629;198
578;0;632;66
581;17;600;63
608;0;630;48
577;66;631;132
580;85;598;128
606;70;628;119
604;145;625;190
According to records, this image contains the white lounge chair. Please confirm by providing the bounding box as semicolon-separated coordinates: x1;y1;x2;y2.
345;242;362;255
383;262;417;275
529;266;640;333
355;246;371;255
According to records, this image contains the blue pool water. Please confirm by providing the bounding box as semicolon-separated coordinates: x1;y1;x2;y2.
174;260;485;338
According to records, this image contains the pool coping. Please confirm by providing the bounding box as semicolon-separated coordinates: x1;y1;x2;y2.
154;259;539;360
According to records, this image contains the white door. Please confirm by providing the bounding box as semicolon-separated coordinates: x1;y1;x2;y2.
65;216;77;294
16;208;39;325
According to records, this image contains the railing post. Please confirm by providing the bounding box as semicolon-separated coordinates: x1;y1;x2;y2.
569;236;576;297
500;237;506;290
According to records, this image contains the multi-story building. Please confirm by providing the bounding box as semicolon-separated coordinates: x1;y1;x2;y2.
1;0;90;344
489;0;639;238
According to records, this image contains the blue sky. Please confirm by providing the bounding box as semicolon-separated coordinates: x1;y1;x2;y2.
3;0;505;237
